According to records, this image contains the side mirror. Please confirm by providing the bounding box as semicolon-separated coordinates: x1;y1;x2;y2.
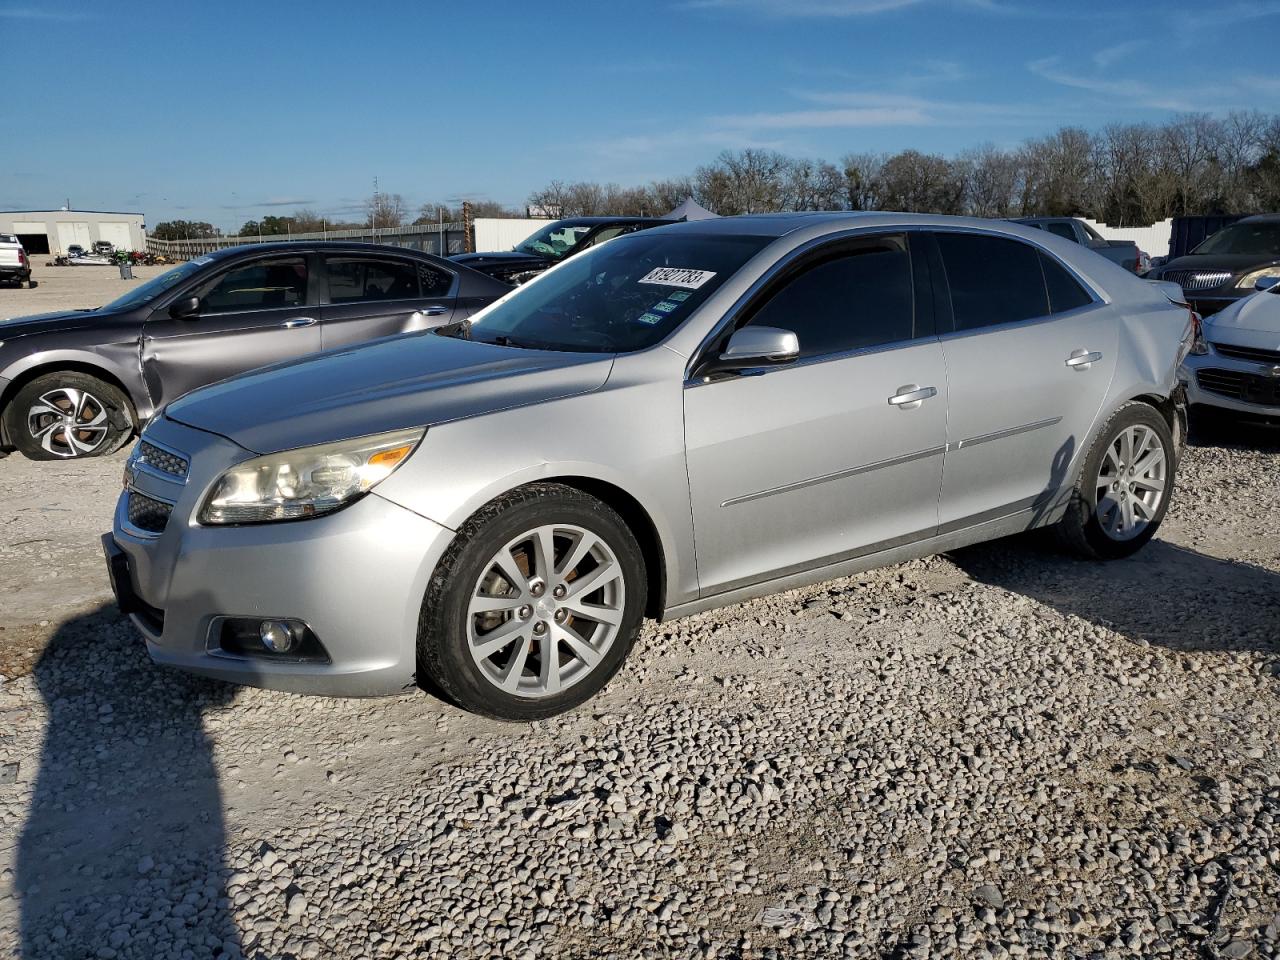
702;326;800;377
169;296;201;320
1255;276;1280;292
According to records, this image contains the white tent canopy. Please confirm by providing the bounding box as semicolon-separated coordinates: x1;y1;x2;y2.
665;197;718;221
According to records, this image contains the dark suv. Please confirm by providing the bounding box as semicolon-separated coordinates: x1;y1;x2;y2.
1147;214;1280;315
0;242;510;459
452;216;672;285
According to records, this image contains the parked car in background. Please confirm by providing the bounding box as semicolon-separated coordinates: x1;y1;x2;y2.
0;242;510;459
106;214;1191;719
1013;217;1145;273
1147;214;1280;316
65;244;85;258
1180;277;1280;421
92;240;115;257
452;216;672;285
0;234;34;288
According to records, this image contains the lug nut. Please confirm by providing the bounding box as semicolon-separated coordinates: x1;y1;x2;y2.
532;621;548;636
552;583;567;600
518;605;533;620
530;581;545;597
554;608;568;623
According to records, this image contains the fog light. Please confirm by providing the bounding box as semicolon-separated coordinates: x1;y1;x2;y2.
260;620;297;653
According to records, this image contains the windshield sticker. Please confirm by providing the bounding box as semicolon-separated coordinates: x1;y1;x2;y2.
667;289;692;302
651;300;678;314
638;267;716;289
636;312;664;325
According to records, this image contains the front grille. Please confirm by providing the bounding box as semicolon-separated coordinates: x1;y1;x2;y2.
1163;269;1233;291
137;441;189;478
1197;367;1280;405
127;492;173;534
1211;341;1280;364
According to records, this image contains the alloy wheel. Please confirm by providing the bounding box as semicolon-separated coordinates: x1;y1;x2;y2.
466;523;625;698
25;387;111;458
1094;423;1167;541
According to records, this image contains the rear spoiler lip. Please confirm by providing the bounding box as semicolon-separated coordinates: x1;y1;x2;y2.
1146;278;1191;309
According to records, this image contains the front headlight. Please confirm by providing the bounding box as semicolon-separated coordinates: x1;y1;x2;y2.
1235;267;1280;290
198;428;424;525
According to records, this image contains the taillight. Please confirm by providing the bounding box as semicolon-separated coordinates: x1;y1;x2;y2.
1188;309;1208;356
17;250;26;265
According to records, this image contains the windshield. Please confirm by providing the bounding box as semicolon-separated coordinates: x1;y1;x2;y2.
464;231;771;353
101;259;207;311
516;222;596;258
1193;221;1280;256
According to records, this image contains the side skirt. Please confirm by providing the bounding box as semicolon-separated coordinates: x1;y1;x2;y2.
659;498;1068;622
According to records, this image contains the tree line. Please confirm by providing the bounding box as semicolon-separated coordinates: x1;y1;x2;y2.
529;111;1280;226
151;110;1280;242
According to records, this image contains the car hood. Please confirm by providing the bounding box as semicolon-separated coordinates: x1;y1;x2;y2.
1204;290;1280;344
0;308;111;337
164;332;615;455
1158;253;1280;276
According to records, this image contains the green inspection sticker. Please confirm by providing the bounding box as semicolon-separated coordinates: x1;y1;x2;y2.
652;300;678;314
668;290;691;302
636;312;664;325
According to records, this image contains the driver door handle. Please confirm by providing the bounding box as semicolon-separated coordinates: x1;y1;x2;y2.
281;317;317;329
887;384;937;409
418;305;449;317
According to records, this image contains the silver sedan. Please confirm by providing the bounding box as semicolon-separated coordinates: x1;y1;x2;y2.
106;213;1193;719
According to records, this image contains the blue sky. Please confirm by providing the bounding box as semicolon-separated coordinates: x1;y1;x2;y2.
3;0;1279;230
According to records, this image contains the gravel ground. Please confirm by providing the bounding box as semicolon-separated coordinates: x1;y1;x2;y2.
0;260;172;317
0;270;1276;958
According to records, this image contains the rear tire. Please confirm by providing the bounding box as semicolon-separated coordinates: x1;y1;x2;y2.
417;483;647;721
4;372;134;461
1055;402;1175;560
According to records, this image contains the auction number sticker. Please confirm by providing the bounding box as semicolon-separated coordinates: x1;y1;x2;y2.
638;267;716;289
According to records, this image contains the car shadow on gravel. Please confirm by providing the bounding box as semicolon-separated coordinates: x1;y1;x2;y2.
947;535;1280;660
16;605;244;959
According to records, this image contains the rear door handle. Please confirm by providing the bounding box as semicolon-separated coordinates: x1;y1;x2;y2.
1065;349;1102;369
419;305;449;317
887;384;937;409
281;317;317;329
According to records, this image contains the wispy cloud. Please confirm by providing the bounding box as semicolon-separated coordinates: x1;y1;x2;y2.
1092;40;1144;69
218;197;316;210
1028;56;1280;114
1174;0;1280;32
0;6;90;20
681;0;921;15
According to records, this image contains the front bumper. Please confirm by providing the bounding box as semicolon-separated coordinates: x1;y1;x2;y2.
1180;351;1280;418
107;418;456;697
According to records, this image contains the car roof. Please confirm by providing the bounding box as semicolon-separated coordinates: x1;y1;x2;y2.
1237;214;1280;223
551;216;674;226
646;210;1048;239
206;241;447;260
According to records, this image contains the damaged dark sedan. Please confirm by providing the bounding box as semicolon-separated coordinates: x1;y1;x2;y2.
0;242;510;459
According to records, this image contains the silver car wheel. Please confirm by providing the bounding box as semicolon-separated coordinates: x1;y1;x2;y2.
26;387;111;458
466;523;625;699
1094;423;1166;541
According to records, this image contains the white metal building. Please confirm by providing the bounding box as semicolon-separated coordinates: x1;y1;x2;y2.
0;209;146;255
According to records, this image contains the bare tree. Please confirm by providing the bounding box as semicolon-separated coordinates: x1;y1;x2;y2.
366;192;407;229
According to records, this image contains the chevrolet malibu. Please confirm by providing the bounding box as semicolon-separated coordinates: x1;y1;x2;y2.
105;214;1192;720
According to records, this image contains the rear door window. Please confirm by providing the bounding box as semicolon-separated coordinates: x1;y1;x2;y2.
935;233;1049;331
1040;253;1094;313
326;257;420;303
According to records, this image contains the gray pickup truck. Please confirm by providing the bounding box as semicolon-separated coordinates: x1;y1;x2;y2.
1013;217;1144;274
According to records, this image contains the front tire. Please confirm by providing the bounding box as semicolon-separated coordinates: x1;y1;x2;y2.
418;483;647;721
1055;401;1175;559
4;372;134;461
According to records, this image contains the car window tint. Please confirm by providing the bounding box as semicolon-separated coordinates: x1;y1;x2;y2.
1041;253;1093;313
327;257;419;303
1045;222;1076;241
746;237;913;359
418;263;451;298
935;233;1048;331
201;258;307;313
